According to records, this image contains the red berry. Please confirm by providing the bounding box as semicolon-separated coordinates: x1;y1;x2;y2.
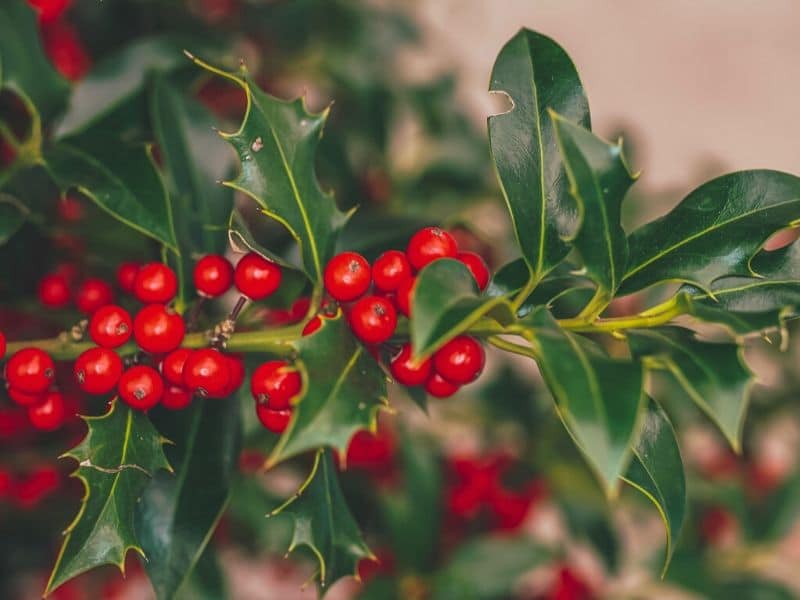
26;0;71;23
0;331;5;359
406;227;458;271
116;262;140;294
5;348;55;394
250;361;302;410
194;254;234;298
75;278;114;314
119;366;164;410
372;250;412;293
457;251;490;291
57;194;84;222
161;385;193;410
28;391;66;431
37;273;71;308
348;295;397;344
134;263;178;304
425;373;460;398
133;304;185;354
161;348;192;386
41;21;91;81
8;387;45;407
256;405;292;434
221;354;245;396
324;252;371;302
234;252;282;300
390;344;432;387
395;277;415;317
74;347;122;394
302;315;322;336
88;305;132;349
183;349;231;398
433;336;485;384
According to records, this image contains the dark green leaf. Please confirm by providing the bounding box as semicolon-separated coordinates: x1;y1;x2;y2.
0;193;27;245
45;401;172;596
267;312;387;467
622;399;686;576
622;170;800;294
136;399;241;600
411;258;514;359
270;450;372;589
628;327;752;450
551;113;635;313
522;308;644;496
715;579;795;600
488;28;589;282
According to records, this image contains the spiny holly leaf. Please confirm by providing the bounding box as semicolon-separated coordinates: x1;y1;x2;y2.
628;327;752;451
621;170;800;294
622;399;686;577
136;399;241;600
551;112;636;315
0;193;27;245
522;308;644;496
267;312;387;467
412;258;515;359
269;450;373;590
488;28;590;284
45;401;172;596
190;55;350;286
0;0;68;121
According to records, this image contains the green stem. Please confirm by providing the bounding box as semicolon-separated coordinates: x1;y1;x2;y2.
487;336;536;359
510;270;541;313
558;295;687;333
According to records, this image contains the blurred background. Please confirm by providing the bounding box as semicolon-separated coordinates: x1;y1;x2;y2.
3;1;800;599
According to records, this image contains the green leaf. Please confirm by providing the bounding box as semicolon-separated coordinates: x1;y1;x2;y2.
432;536;550;600
551;113;635;312
622;170;800;294
715;579;795;600
0;193;27;245
191;56;349;286
488;28;589;282
270;450;373;589
44;133;178;250
136;399;241;600
0;0;68;120
45;401;172;596
622;399;686;576
411;258;515;359
267;312;387;467
628;327;752;450
522;308;644;496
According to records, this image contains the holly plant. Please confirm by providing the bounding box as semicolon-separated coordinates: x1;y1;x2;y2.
2;0;800;598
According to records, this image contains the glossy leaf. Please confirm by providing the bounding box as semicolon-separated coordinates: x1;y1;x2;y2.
192;56;349;286
269;450;373;589
522;308;644;496
267;312;387;467
411;258;515;359
0;193;27;245
628;327;752;451
622;399;686;576
622;170;800;294
488;28;589;282
136;399;241;600
551;113;635;310
46;401;172;596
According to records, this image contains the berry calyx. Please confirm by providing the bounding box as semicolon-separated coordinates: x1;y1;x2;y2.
74;347;123;394
433;336;485;384
372;250;412;293
390;344;432;387
5;348;55;394
457;251;490;291
88;305;132;349
349;295;397;344
406;227;458;271
425;373;460;398
119;366;164;410
183;348;231;398
75;278;114;314
37;273;71;308
8;387;45;407
161;348;192;386
161;385;193;410
234;252;282;300
27;391;66;431
194;254;234;298
133;262;178;304
324;251;372;302
116;262;140;294
250;361;302;410
256;405;292;434
133;304;186;354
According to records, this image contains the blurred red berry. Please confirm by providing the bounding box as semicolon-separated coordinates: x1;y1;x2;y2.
302;315;322;336
406;227;458;271
134;262;178;304
457;251;490;291
27;390;66;431
161;348;192;386
161;385;193;410
116;262;140;294
425;373;459;399
37;273;71;308
433;336;485;384
194;254;234;298
390;343;432;387
546;566;595;600
75;278;114;314
26;0;71;22
324;251;371;302
256;405;291;434
57;194;84;222
5;348;55;394
395;276;415;317
8;386;45;407
41;21;91;81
